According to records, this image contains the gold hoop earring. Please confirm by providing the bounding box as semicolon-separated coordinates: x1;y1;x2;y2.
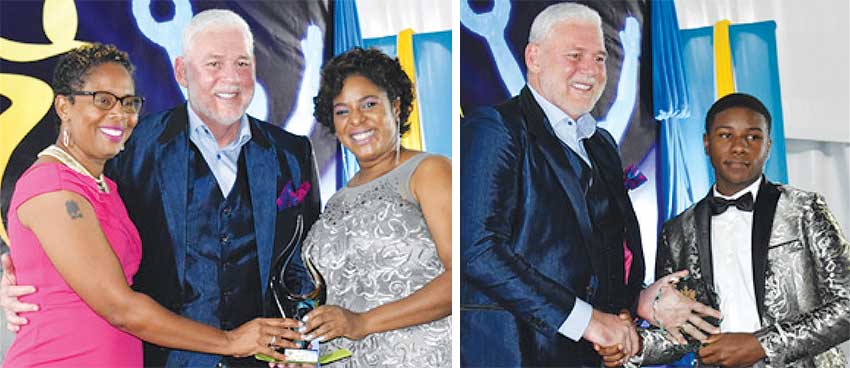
62;128;70;147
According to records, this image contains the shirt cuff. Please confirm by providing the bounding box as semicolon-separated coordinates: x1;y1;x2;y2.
558;298;592;341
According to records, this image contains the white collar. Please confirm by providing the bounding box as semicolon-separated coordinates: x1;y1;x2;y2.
713;176;763;202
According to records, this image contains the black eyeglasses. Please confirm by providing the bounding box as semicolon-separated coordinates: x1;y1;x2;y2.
69;91;145;114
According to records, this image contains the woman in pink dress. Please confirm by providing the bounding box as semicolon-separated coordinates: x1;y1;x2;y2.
3;44;300;367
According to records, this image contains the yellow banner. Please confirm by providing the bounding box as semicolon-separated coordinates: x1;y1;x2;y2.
396;28;423;150
713;19;735;99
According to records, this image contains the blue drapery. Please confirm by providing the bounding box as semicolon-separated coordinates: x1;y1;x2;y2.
659;16;789;221
652;0;690;121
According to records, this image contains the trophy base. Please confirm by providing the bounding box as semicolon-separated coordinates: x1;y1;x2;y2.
284;348;319;364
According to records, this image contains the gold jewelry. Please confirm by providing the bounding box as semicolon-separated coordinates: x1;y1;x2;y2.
38;144;109;193
62;129;70;147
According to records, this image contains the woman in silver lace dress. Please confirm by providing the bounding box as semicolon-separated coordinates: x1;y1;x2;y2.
298;47;451;367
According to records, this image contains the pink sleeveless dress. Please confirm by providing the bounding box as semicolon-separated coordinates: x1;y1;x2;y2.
4;162;143;367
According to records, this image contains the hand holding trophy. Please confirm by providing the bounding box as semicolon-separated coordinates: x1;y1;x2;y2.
257;215;326;365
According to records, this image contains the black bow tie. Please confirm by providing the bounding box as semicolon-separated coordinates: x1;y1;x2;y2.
708;192;754;215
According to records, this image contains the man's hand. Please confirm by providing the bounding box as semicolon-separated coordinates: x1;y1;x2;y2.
1;253;38;332
638;270;721;344
699;333;766;367
584;309;639;361
594;309;641;367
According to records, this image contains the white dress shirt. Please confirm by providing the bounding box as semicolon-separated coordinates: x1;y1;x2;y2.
711;177;763;333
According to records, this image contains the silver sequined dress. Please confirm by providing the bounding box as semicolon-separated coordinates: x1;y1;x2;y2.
303;153;451;367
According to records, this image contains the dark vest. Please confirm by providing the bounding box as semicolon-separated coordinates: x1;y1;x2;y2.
168;144;264;367
561;142;626;314
584;155;626;313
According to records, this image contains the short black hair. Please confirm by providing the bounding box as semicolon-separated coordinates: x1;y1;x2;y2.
313;47;414;135
52;43;135;102
705;93;772;133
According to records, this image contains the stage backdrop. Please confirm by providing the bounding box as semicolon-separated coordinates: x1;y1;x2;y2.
461;0;659;284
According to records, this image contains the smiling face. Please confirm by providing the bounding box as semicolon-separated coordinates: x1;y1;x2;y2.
56;62;138;164
332;75;401;166
525;20;607;120
704;106;772;195
175;26;255;128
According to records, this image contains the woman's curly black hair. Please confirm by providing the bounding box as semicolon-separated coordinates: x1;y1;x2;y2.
52;43;135;106
313;47;414;136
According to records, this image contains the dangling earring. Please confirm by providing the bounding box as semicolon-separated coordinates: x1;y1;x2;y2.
62;128;70;147
395;119;401;165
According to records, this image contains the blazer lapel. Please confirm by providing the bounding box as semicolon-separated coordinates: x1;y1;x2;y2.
751;179;780;320
693;197;717;306
517;88;594;246
244;119;277;298
155;105;190;288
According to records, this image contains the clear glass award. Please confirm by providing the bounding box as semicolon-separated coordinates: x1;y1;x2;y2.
258;215;326;364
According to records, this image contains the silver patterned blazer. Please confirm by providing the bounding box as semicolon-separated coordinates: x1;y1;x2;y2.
637;179;850;367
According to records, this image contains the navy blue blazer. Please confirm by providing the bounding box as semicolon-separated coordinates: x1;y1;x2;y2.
460;87;644;367
105;103;321;365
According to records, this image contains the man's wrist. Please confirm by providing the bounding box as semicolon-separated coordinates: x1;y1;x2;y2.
559;299;592;341
636;288;653;321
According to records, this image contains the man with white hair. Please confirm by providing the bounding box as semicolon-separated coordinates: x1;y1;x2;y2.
462;3;643;365
461;3;717;366
1;9;320;367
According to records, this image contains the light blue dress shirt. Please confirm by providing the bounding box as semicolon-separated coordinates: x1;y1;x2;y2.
187;105;252;196
528;85;597;168
528;85;596;342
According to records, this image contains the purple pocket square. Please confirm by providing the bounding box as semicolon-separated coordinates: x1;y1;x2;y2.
623;164;647;191
276;180;311;211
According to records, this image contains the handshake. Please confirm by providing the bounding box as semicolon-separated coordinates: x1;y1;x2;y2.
584;270;763;367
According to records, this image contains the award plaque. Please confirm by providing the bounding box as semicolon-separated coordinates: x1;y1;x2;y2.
258;215;327;365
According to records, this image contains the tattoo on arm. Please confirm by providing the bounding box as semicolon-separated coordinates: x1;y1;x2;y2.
65;200;83;220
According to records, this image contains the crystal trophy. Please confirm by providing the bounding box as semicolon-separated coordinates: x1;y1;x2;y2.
257;215;326;364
